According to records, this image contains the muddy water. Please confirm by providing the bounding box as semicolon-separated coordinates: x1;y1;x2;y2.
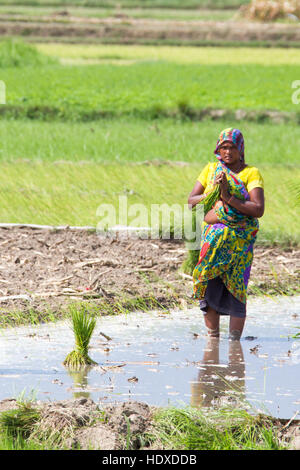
0;296;299;419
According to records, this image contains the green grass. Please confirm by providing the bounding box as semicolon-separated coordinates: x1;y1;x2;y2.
144;406;286;450
0;38;57;68
0;291;177;329
1;62;300;121
0;118;299;164
0;5;237;21
0;159;297;245
0;400;287;450
0;42;300;121
0;6;236;23
37;43;300;65
0;0;249;9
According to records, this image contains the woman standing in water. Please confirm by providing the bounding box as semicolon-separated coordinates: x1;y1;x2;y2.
188;128;265;340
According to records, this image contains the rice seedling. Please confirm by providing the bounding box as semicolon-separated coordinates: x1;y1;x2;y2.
202;186;221;216
63;307;97;369
291;326;300;339
181;248;200;276
0;118;299;165
1;61;300;121
0;160;297;244
181;184;220;275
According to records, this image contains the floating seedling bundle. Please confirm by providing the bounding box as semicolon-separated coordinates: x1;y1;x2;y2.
63;307;97;370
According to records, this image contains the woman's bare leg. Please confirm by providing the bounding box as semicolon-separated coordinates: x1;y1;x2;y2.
229;316;246;341
204;307;220;337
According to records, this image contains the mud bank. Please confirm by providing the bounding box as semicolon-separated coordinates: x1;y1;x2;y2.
0;397;152;450
1;18;300;45
0;397;299;450
0;226;298;325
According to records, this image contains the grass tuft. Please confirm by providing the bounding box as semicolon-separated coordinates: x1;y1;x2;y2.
0;402;40;441
0;38;57;68
144;405;285;450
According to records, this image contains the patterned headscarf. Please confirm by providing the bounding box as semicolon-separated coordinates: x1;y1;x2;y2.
214;128;245;163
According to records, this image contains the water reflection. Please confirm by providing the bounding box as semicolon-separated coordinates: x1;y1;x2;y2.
191;337;245;407
65;366;91;399
1;296;300;418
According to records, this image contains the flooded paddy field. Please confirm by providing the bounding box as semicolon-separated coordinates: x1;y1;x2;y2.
0;296;299;420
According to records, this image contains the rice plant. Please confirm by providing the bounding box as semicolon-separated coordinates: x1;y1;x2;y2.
287;180;300;206
63;307;97;369
181;186;219;275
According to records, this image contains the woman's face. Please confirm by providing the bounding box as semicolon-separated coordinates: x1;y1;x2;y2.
219;141;240;165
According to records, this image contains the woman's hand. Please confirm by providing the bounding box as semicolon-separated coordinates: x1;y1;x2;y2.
215;172;230;202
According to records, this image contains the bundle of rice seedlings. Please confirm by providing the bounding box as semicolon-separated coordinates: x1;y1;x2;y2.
181;184;220;275
201;185;220;216
63;308;97;370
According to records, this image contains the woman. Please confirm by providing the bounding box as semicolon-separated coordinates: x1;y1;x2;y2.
188;128;264;340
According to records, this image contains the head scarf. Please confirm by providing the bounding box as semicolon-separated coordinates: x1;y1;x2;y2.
214;128;245;163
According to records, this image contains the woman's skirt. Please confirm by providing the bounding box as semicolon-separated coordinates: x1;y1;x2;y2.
199;276;246;318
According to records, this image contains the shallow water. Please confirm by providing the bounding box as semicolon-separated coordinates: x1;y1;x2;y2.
0;296;300;419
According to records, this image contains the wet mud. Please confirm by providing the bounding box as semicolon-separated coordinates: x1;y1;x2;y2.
0;226;298;320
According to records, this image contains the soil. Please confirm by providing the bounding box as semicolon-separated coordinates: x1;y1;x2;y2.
0;396;299;450
0;225;298;322
0;397;153;450
1;16;300;44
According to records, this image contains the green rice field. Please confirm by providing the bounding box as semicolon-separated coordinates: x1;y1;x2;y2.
0;39;298;246
0;0;249;9
2;61;300;119
0;159;297;245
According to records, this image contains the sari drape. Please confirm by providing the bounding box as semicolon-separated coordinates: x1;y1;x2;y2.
193;161;259;304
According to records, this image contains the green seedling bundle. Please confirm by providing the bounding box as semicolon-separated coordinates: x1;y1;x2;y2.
63;308;97;370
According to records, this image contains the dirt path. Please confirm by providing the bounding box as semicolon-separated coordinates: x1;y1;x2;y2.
0;226;298;322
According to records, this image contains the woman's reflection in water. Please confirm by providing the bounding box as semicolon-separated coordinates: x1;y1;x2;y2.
191;337;245;408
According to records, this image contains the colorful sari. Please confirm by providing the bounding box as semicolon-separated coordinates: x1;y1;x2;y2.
193;130;259;305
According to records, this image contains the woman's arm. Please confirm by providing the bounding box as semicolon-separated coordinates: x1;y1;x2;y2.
224;187;265;218
188;181;206;209
218;172;265;218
